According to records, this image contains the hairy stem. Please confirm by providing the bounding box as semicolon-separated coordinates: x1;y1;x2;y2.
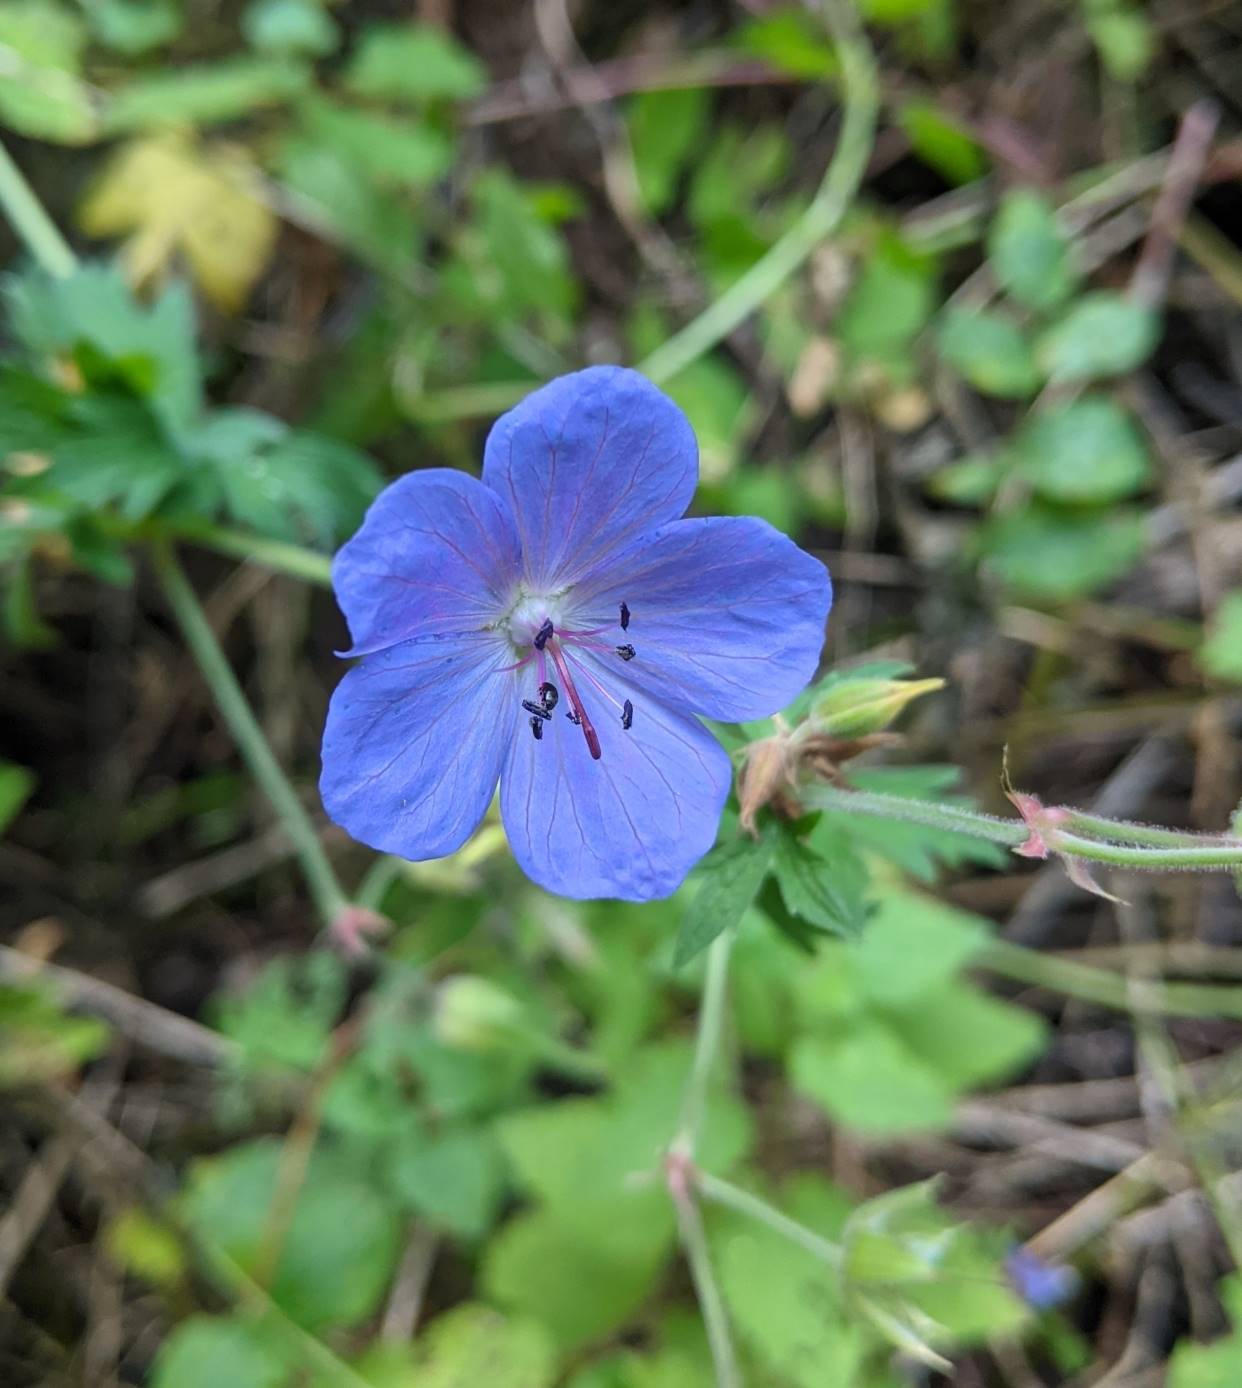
638;0;878;384
696;1171;842;1269
151;542;350;926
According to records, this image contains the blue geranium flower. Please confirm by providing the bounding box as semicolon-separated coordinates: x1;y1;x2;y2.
320;366;831;900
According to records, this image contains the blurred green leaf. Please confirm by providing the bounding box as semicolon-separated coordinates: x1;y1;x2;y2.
987;190;1078;311
675;831;775;966
191;408;381;546
105;1207;186;1286
0;0;97;142
836;239;937;362
407;1304;557;1388
734;8;838;77
850;890;986;1005
149;1315;293;1388
243;0;336;56
1036;292;1160;382
106;57;310;132
887;982;1046;1087
0;984;111;1085
791;1024;956;1135
937;308;1040;397
181;1139;402;1331
88;0;181;55
1088;6;1156;82
899;102;986;185
982;504;1146;600
1198;592;1242;683
386;1122;506;1240
293;96;452;187
716;1214;869;1388
6;263;201;439
627;88;709;216
343;22;486;103
0;760;35;836
1016;396;1151;503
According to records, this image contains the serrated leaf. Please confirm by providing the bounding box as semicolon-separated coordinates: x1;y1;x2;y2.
675;832;775;966
771;821;866;937
987;190;1078;311
80;134;277;313
190;408;381;546
5;262;201;439
343;22;486;103
1036;291;1160;382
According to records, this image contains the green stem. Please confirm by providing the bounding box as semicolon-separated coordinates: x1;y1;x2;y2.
0;140;78;277
1063;810;1236;849
166;521;333;587
802;784;1028;846
150;541;350;927
1054;831;1242;872
674;926;737;1156
802;785;1242;870
979;939;1242;1021
638;0;878;384
696;1171;842;1269
672;1188;741;1388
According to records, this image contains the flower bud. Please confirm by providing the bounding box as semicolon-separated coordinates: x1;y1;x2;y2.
433;975;527;1054
812;676;944;737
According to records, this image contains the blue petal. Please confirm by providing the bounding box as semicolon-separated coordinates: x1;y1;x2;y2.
500;658;732;900
570;516;831;722
482;366;698;589
332;469;521;657
321;634;516;860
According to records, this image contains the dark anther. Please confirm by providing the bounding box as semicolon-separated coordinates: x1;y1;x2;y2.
621;699;633;731
619;601;630;631
615;643;636;661
533;618;554;650
566;710;582;726
529;716;543;741
522;699;551;722
538;681;559;711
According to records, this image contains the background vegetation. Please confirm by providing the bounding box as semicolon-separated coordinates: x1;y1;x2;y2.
3;0;1242;1384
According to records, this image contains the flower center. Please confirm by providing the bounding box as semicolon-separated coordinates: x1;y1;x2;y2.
507;598;639;763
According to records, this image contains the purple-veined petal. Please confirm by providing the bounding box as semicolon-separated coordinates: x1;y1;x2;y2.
499;656;732;900
568;515;832;722
321;633;516;860
332;469;521;657
482;366;698;589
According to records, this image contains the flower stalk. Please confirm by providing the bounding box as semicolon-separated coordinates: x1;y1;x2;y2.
150;541;351;928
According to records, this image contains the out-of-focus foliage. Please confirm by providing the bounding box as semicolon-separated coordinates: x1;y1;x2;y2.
1;0;1237;1382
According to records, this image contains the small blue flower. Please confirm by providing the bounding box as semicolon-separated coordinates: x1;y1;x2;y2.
320;366;831;900
1005;1247;1078;1310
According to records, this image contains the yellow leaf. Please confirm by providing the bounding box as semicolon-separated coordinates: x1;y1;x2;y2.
78;133;276;312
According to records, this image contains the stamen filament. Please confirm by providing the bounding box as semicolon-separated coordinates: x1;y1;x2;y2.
547;640;601;760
